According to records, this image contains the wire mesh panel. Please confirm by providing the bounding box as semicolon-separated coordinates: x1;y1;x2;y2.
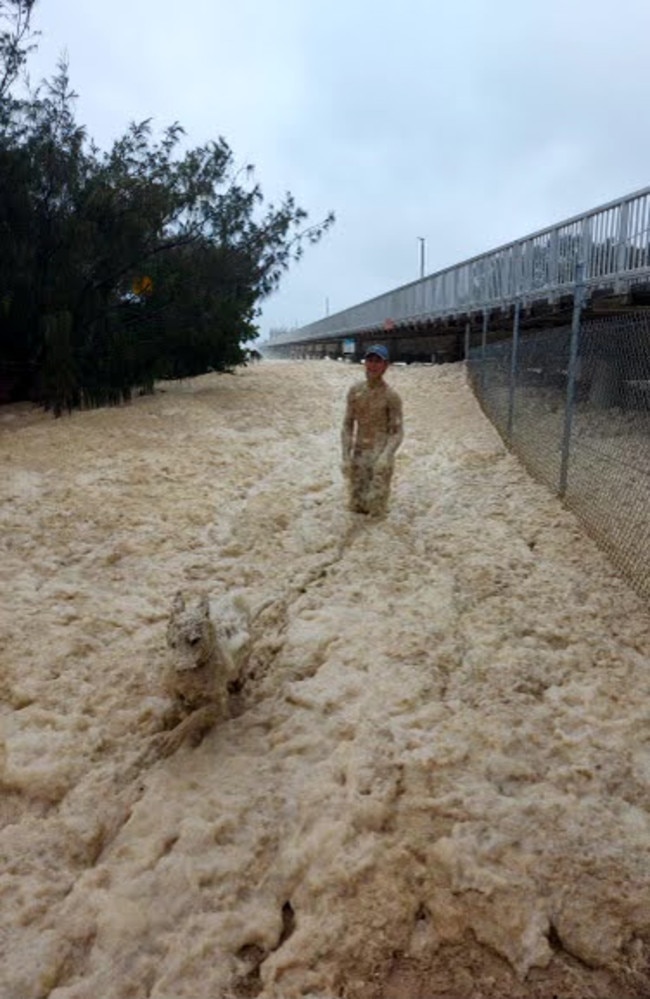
469;324;573;491
564;314;650;599
511;325;573;491
467;334;512;436
469;311;650;601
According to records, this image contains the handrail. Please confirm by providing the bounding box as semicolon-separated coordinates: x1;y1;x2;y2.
269;185;650;344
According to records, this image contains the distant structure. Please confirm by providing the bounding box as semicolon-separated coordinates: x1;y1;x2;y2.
263;186;650;363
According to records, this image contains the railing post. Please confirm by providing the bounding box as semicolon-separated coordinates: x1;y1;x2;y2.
615;200;630;292
507;301;521;441
512;243;520;300
580;218;592;282
559;263;585;498
523;238;533;298
548;229;559;298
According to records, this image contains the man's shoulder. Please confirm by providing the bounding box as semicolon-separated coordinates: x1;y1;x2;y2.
384;382;403;405
348;379;367;397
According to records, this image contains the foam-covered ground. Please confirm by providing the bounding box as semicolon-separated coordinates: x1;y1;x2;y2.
1;360;649;999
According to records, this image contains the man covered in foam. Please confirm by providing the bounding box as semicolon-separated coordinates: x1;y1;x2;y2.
341;344;404;516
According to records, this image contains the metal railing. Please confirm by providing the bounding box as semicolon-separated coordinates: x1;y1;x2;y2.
270;185;650;345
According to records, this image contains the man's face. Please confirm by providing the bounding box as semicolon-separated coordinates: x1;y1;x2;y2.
364;355;388;381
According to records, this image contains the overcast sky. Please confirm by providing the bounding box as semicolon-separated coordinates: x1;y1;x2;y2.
24;0;650;339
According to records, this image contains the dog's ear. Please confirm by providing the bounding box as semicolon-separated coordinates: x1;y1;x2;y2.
198;594;210;618
172;591;186;613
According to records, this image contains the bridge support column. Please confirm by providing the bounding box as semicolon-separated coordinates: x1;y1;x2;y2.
507;301;521;441
480;310;489;389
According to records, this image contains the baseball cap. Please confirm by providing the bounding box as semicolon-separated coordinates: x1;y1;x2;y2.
364;344;389;361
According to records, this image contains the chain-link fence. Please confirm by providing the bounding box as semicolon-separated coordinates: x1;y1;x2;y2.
467;309;650;601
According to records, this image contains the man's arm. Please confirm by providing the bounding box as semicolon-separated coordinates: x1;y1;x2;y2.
341;387;356;458
341;387;356;474
380;391;404;463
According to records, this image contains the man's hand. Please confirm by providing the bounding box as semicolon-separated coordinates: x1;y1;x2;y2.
374;453;391;474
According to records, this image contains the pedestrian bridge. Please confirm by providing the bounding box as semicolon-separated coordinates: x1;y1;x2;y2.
265;185;650;361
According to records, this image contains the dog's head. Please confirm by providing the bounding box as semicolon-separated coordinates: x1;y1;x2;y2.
166;591;213;671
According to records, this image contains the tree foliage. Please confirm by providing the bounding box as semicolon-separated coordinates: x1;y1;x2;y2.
0;2;334;412
0;0;36;103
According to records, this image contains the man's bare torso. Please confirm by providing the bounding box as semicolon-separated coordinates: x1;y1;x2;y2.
346;380;403;455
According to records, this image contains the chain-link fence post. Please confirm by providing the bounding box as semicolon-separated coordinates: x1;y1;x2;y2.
559;263;585;497
507;301;521;442
480;310;488;389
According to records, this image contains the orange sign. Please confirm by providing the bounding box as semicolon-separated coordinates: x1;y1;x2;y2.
132;275;153;296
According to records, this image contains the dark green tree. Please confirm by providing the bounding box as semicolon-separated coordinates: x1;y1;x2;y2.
0;0;36;102
0;3;334;412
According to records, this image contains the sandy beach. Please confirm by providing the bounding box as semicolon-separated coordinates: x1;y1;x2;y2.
1;359;649;999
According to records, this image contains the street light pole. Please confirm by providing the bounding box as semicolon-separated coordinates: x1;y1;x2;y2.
417;237;426;279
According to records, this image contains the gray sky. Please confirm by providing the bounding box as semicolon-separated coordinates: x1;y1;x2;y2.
25;0;650;339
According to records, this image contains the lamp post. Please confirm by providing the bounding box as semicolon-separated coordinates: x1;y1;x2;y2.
417;237;426;279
